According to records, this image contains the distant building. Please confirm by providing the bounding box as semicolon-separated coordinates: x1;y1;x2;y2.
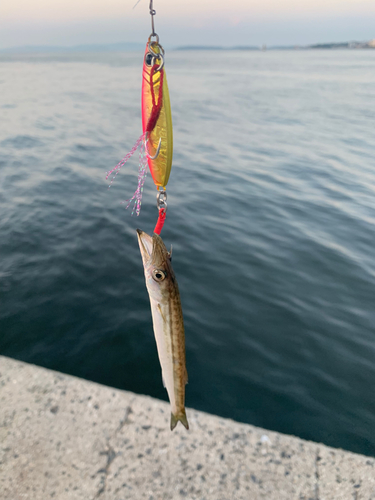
368;39;375;48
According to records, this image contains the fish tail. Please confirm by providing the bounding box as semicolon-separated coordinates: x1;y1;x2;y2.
170;410;189;431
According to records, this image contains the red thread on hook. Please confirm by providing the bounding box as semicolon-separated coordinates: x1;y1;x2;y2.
154;208;166;235
146;65;164;133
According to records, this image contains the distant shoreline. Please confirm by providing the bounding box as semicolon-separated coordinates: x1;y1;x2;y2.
176;41;375;51
0;39;374;54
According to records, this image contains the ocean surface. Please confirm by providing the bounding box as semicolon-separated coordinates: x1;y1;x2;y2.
1;49;374;456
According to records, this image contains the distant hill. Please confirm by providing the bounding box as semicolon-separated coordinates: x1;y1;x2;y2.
175;40;375;51
309;40;375;49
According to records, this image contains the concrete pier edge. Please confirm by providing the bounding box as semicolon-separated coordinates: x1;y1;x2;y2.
1;355;374;499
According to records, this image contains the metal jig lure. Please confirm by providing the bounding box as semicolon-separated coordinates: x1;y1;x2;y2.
106;0;173;231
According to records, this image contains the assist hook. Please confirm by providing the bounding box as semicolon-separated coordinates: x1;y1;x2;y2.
145;132;162;160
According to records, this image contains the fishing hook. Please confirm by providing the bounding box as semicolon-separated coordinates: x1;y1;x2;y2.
145;132;162;160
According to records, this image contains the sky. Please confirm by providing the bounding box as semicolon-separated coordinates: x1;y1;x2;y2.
0;0;375;49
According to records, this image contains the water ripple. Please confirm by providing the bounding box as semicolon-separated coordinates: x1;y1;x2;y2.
1;50;375;456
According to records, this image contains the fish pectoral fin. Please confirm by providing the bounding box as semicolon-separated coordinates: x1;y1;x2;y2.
157;303;166;322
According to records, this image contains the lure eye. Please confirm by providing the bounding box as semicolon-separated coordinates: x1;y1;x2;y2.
152;269;166;282
145;53;153;67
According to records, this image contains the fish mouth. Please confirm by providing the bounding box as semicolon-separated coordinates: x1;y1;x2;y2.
137;229;169;268
137;229;153;263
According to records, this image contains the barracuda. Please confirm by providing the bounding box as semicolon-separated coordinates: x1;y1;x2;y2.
137;229;188;431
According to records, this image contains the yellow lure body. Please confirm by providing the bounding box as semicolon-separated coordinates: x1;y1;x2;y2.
141;42;173;188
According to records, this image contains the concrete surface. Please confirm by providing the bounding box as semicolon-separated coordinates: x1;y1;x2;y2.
0;355;374;500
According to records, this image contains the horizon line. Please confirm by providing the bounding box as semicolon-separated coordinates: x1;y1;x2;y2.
0;38;374;53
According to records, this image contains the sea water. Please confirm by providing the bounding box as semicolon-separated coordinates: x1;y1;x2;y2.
1;49;375;456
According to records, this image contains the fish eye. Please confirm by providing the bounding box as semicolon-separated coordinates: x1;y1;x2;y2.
152;269;166;282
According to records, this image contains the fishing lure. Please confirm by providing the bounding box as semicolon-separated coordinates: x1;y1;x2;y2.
106;0;172;232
